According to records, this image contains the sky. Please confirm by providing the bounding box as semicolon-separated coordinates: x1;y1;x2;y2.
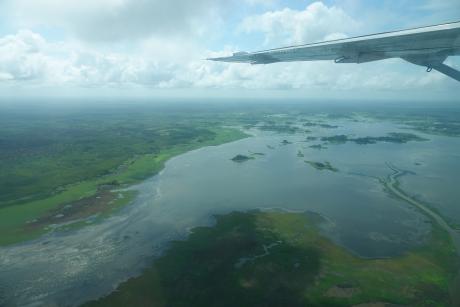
0;0;459;101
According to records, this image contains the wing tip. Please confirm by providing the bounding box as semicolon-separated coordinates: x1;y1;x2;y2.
206;52;251;62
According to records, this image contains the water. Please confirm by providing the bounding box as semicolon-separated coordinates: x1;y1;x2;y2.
0;115;459;306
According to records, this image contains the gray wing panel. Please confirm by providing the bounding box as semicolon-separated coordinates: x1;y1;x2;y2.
210;21;460;65
257;26;460;64
208;21;460;82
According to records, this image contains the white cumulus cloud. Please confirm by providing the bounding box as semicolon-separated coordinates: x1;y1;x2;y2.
239;1;359;46
0;1;457;96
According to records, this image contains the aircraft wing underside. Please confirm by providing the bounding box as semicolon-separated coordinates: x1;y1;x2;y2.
209;21;460;82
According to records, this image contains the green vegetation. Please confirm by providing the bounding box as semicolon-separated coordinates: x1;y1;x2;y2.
249;151;265;157
309;144;327;150
87;210;459;307
0;107;248;246
404;120;460;137
364;111;460;137
321;135;348;144
305;161;338;172
259;123;300;134
231;154;255;163
302;122;338;129
321;132;427;145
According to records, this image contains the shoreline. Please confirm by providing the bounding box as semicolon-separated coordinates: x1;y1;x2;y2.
382;163;460;305
383;163;460;255
0;127;249;247
86;209;458;306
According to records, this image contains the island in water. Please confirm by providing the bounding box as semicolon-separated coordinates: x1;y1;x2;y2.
249;151;265;157
321;132;428;145
302;122;338;129
281;140;292;145
305;161;338;172
259;123;300;134
231;154;255;163
309;144;327;150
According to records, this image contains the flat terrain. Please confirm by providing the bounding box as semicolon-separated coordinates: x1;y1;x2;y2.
0;104;248;245
1;102;459;306
87;210;459;307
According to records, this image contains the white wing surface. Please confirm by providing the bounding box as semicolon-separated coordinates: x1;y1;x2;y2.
209;21;460;82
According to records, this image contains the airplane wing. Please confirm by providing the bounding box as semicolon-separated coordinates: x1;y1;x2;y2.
208;21;460;82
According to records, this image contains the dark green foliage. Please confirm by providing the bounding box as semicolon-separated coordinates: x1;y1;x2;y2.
87;210;458;307
309;144;327;150
231;154;254;162
353;132;427;144
259;124;299;134
305;161;338;172
87;212;322;307
321;132;427;146
320;135;348;144
281;139;292;145
302;122;338;129
0;107;235;207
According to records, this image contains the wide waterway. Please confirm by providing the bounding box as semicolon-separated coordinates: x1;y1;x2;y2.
0;114;459;306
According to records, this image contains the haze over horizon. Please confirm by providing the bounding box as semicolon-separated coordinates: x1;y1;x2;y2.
0;0;459;101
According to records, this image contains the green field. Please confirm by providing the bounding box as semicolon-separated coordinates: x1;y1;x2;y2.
0;106;248;245
86;210;459;307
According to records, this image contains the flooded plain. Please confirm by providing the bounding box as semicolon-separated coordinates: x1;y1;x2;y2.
1;114;459;306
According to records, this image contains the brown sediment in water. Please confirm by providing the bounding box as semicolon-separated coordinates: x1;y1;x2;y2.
25;188;119;231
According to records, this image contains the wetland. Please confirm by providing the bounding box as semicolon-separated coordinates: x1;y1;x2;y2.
1;101;459;306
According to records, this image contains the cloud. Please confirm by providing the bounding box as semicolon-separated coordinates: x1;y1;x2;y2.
239;1;359;46
0;1;457;96
7;0;226;42
0;30;49;81
418;0;460;11
0;28;455;94
0;30;179;87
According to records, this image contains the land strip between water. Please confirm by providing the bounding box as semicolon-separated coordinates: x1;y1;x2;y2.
382;163;460;255
381;163;460;304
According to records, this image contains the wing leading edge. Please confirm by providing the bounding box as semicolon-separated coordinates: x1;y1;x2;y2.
208;21;460;82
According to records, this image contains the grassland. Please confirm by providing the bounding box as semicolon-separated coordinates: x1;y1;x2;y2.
87;210;459;307
0;106;248;246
